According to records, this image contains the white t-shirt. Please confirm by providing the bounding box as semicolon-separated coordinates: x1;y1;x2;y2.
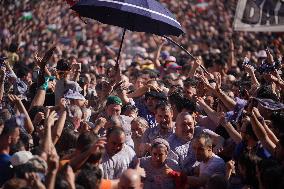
101;144;136;179
199;154;225;176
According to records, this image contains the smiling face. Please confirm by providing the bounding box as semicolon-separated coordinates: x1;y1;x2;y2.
151;145;168;168
131;120;148;138
175;113;195;141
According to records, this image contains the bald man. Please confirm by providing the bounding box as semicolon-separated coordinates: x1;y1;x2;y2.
118;169;143;189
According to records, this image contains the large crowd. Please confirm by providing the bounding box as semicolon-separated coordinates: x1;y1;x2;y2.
0;0;284;189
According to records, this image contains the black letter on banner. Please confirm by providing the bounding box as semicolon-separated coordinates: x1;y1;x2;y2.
260;0;277;25
241;0;262;24
278;1;284;24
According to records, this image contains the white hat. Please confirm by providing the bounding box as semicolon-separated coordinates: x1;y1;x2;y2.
165;56;176;62
64;89;86;100
256;50;267;58
10;151;33;167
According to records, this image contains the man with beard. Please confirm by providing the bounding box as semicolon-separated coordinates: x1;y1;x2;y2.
141;102;174;155
0;117;21;186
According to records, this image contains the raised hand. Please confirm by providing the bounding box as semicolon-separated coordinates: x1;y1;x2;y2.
244;64;255;75
33;112;45;126
135;159;146;177
48;153;59;172
229;40;234;51
215;72;222;91
89;137;107;154
44;109;58;127
266;48;274;65
152;35;167;46
7;94;21;105
25;172;46;189
226;160;235;174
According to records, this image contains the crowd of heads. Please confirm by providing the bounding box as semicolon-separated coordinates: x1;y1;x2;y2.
1;0;284;189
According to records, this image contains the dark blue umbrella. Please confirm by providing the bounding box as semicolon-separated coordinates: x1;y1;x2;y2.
71;0;184;64
71;0;184;36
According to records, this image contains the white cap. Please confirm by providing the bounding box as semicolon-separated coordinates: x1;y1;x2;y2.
10;151;33;167
165;56;176;62
256;50;267;58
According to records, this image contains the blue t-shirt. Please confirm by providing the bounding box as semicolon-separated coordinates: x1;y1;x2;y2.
233;141;271;160
0;153;13;186
134;98;157;128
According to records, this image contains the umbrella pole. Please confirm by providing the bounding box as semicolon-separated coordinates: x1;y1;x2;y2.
163;35;209;75
116;28;127;64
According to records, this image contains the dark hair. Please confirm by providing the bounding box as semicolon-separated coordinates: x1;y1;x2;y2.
260;166;283;189
0;124;19;137
184;78;198;88
76;164;102;189
56;59;71;72
238;153;260;188
183;98;196;114
197;133;213;148
2;178;28;189
28;106;45;121
121;104;138;115
56;128;79;153
206;174;228;189
155;101;172;111
169;92;184;112
76;132;98;150
256;86;279;102
55;174;70;189
8;43;18;53
271;112;284;135
245;123;258;141
106;126;124;138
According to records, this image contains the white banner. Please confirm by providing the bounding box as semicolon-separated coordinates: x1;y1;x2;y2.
234;0;284;32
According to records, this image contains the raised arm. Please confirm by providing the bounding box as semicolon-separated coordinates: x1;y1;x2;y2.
51;98;67;145
243;64;260;91
8;94;34;134
250;108;276;154
196;97;220;126
219;114;242;144
0;67;5;101
228;40;237;69
69;137;106;171
42;109;58;154
153;36;167;69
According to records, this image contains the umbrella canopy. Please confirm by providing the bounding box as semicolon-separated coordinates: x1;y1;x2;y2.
71;0;184;37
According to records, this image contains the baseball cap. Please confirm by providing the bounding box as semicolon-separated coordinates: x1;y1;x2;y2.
166;62;182;70
165;56;176;62
106;96;123;106
10;151;33;167
256;50;267;58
